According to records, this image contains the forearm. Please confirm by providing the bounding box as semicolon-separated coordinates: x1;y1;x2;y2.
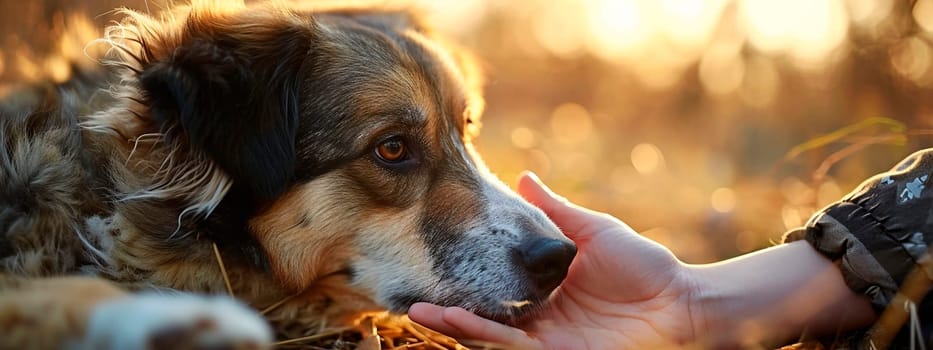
688;240;876;348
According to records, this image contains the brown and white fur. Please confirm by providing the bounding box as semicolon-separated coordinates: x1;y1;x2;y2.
0;1;576;348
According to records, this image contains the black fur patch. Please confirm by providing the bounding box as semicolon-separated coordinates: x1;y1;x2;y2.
140;28;312;201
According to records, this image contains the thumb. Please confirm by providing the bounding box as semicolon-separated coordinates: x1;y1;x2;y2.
517;172;623;242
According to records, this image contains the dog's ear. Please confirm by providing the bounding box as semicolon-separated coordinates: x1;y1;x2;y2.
140;22;311;201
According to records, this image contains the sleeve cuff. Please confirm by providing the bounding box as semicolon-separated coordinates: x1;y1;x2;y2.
783;209;899;313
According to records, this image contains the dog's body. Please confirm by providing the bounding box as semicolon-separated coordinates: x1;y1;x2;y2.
0;1;575;348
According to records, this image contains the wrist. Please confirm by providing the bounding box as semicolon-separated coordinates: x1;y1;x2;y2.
685;250;795;348
686;263;775;348
684;241;876;348
677;263;715;348
683;261;740;348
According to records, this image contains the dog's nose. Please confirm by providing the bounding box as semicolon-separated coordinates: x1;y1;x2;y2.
517;238;577;291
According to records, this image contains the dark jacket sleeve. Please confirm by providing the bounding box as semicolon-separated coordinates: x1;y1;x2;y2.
783;149;933;313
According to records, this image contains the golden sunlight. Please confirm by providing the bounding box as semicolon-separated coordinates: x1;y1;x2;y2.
710;187;736;213
4;0;932;266
510;127;537;149
584;0;648;60
890;37;933;86
549;103;593;145
741;0;849;66
914;0;933;33
848;0;894;29
631;143;664;175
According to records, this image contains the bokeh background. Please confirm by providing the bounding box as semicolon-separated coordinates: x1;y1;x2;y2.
3;0;933;263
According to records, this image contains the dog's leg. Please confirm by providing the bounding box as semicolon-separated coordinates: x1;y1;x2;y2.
0;275;126;349
0;275;273;350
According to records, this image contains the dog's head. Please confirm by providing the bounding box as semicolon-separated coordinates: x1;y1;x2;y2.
122;2;575;322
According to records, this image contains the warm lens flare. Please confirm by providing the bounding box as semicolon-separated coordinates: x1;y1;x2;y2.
3;0;930;265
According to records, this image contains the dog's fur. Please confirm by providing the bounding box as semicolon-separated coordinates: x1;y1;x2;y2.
0;1;574;348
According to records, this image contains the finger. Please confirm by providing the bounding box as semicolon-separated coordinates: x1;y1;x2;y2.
517;172;620;240
408;303;540;348
408;302;468;338
440;307;541;349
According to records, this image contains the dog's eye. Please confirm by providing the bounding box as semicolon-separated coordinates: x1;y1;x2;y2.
375;137;407;163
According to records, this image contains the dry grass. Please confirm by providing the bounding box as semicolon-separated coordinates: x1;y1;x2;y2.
271;312;507;350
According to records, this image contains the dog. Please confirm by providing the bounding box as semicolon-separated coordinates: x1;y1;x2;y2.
0;1;577;348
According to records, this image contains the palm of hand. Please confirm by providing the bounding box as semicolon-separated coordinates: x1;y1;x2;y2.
523;221;697;350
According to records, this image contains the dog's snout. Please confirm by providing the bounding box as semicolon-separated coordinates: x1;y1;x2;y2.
517;238;577;292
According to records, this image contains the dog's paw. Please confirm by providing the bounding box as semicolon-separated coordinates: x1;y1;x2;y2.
74;293;272;350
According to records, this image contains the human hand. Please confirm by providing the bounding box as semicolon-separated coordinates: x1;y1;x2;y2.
409;172;701;349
